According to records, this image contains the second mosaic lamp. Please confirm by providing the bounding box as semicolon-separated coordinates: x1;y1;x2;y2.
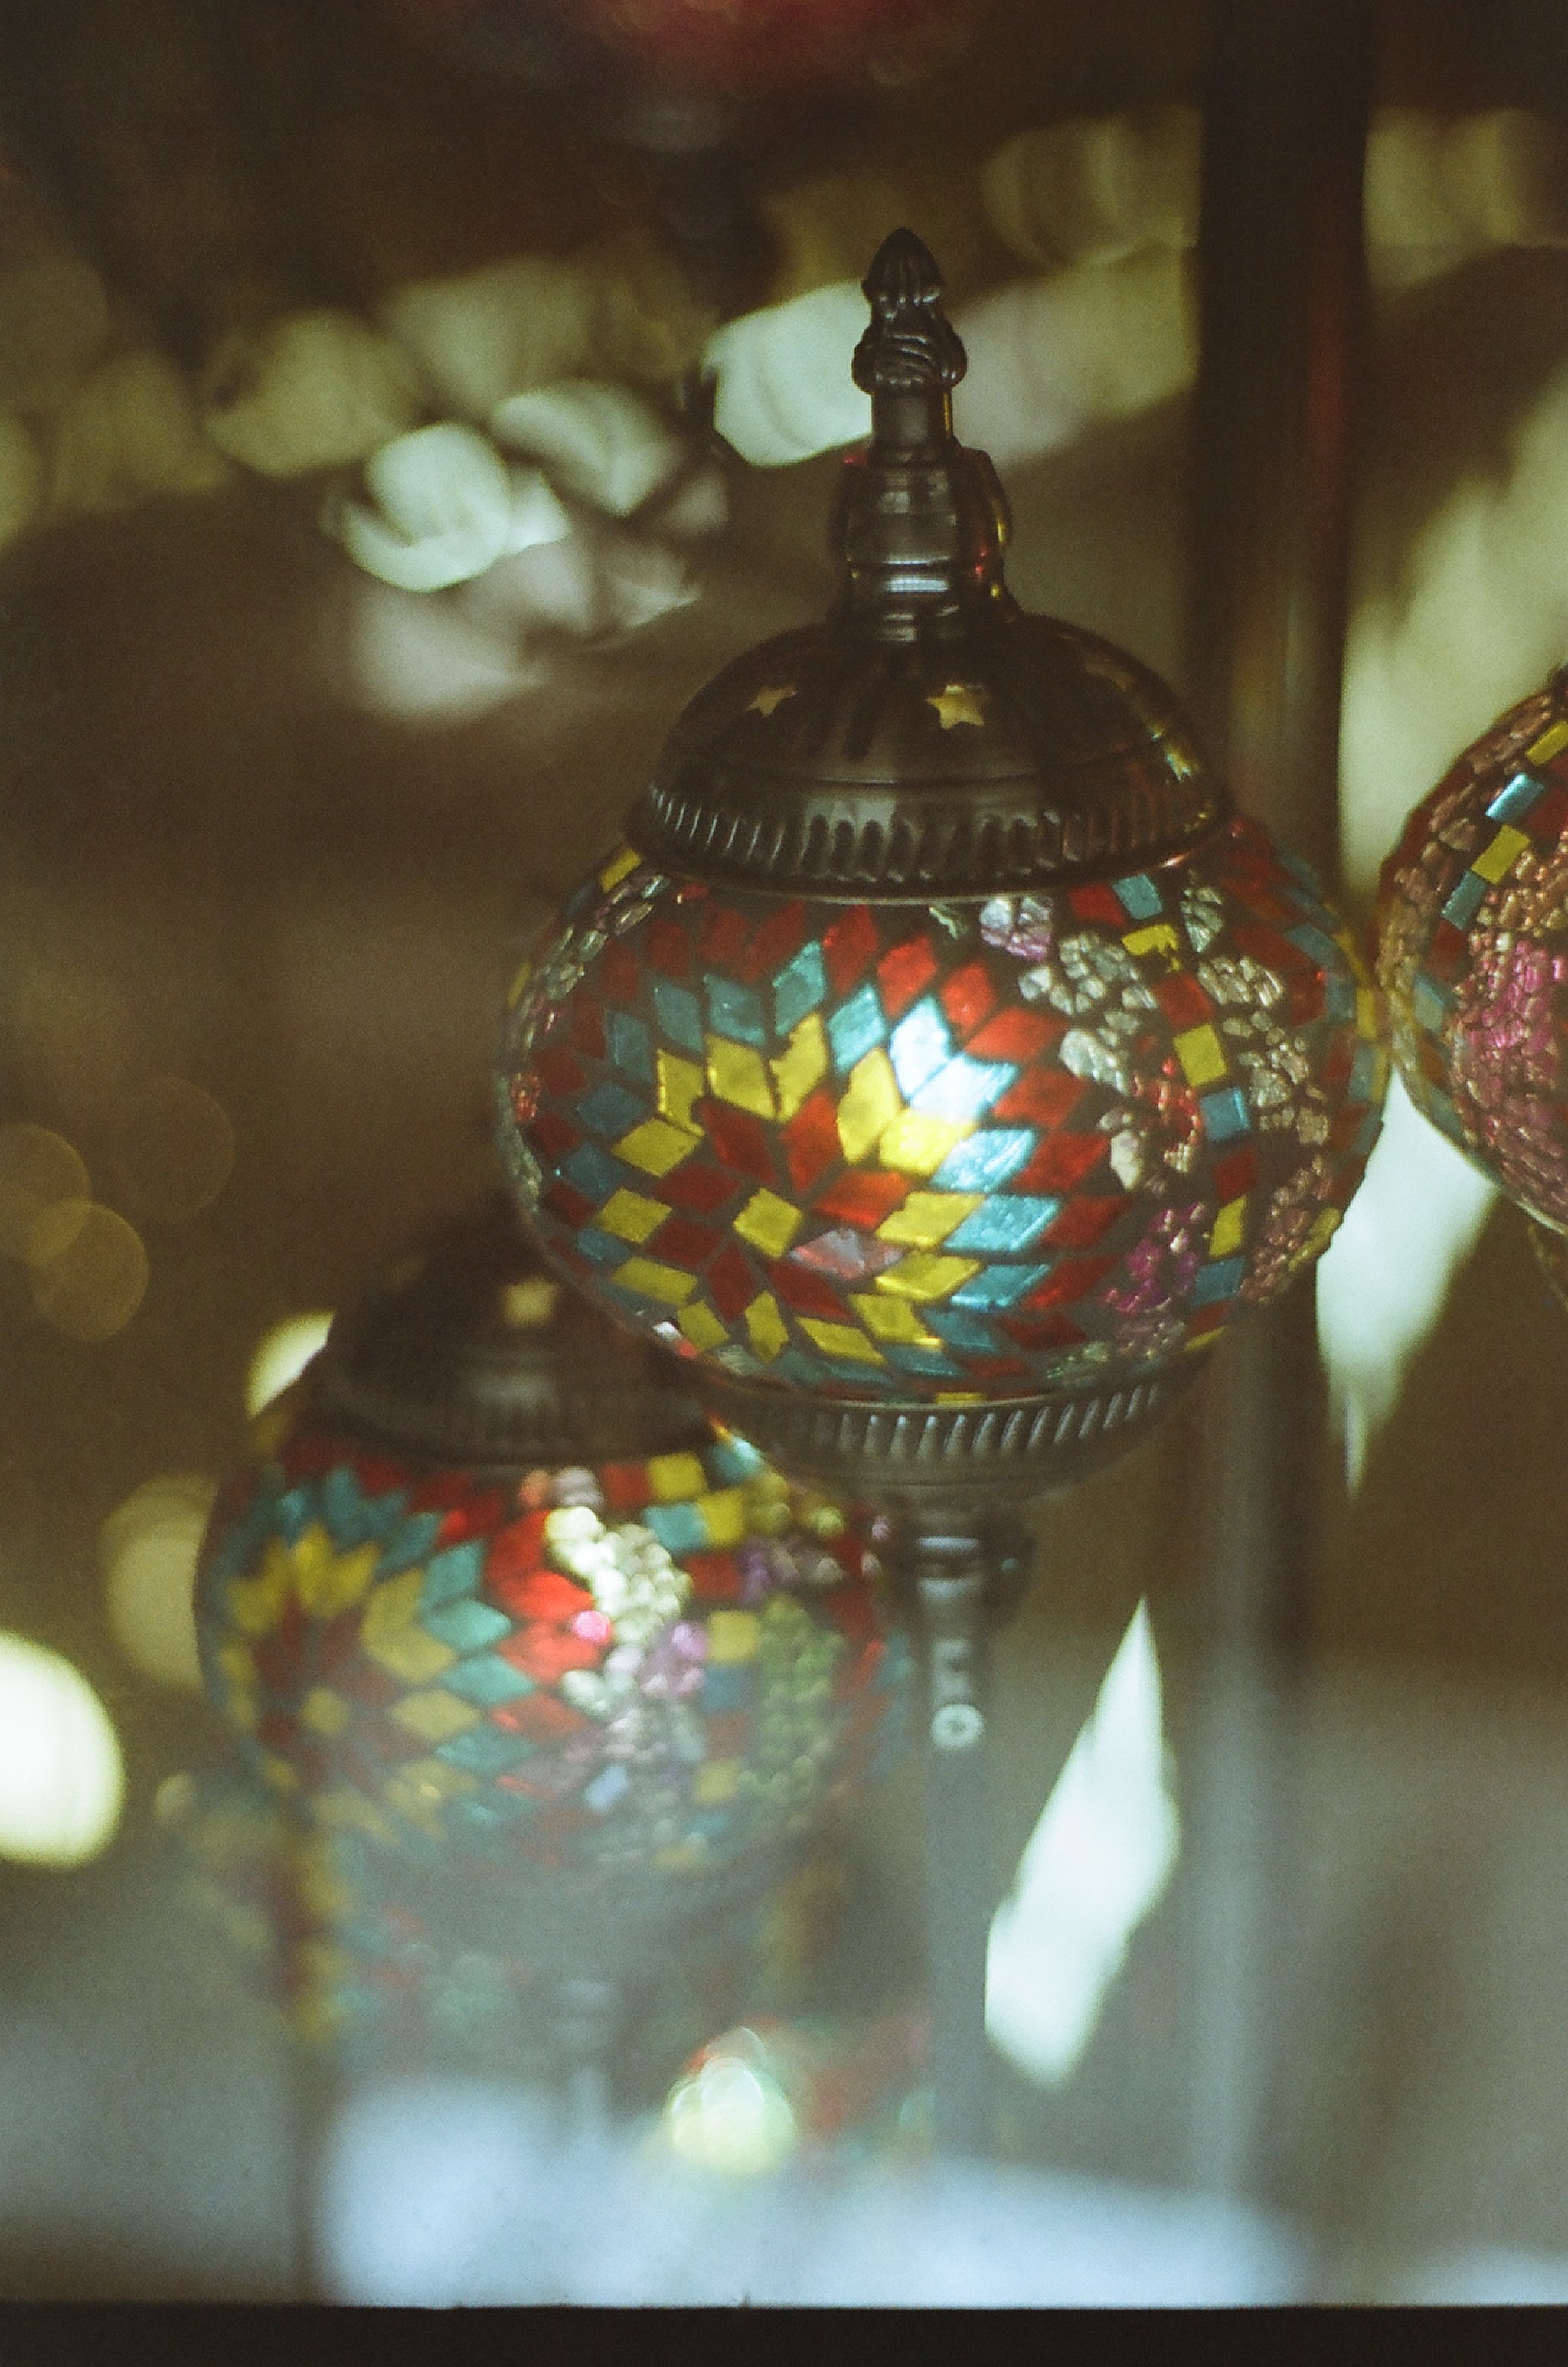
495;229;1387;2146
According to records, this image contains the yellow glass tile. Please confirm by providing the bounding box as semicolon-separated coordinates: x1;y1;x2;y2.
1182;1328;1221;1354
1472;824;1529;883
693;1759;740;1805
799;1317;887;1364
936;1391;985;1404
262;1755;299;1795
599;1188;668;1244
770;1013;828;1121
1174;1023;1227;1088
391;1689;479;1745
301;1686;351;1738
744;1292;789;1361
599;844;640;891
1305;1207;1341;1255
227;1540;292;1637
1355;987;1378;1040
850;1292;942;1346
292;1526;379;1620
1209;1197;1246;1260
678;1300;728;1352
706;1610;760;1663
215;1639;255;1692
878;1109;972;1177
733;1188;802;1257
837;1048;903;1164
614;1255;695;1306
615;1117;700;1178
696;1488;748;1548
315;1787;396;1843
648;1450;707;1502
1122;923;1180;960
387;1756;476;1806
1529;721;1568;764
361;1570;457;1684
875;1250;982;1302
875;1191;983;1247
706;1035;776;1118
657;1051;705;1131
505;957;533;1010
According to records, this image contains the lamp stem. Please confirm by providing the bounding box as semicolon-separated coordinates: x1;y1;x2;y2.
893;1514;1027;2159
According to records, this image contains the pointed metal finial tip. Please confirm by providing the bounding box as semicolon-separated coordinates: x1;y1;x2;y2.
864;227;943;306
853;227;965;403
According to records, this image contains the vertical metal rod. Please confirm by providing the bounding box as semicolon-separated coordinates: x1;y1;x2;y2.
1184;0;1373;2205
898;1515;1028;2159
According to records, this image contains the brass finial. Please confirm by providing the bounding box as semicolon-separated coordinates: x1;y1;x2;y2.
851;229;968;414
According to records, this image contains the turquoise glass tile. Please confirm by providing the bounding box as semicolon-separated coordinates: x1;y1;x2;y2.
642;1499;707;1555
827;981;888;1072
887;999;953;1097
652;977;704;1054
1286;922;1340;968
606;1008;655;1086
706;1435;763;1485
948;1198;1060;1254
773;941;828;1035
1486;770;1545;823
923;1306;1003;1352
912;1054;1018;1123
577;1225;631;1268
579;1080;646;1139
1192;1254;1246;1305
421;1597;514;1654
419;1541;486;1608
1113;872;1164;920
1442;871;1487;928
1323;971;1356;1023
932;1130;1036;1191
1199;1086;1250;1143
1412;976;1452;1028
435;1726;532;1774
564;1143;627;1201
705;974;767;1047
441;1655;534;1707
583;1763;630;1813
702;1664;753;1713
881;1342;965;1378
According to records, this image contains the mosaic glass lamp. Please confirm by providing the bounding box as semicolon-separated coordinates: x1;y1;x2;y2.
1377;665;1568;1233
193;1192;904;2091
495;230;1386;2146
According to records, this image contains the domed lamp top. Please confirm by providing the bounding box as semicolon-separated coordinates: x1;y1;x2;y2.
497;231;1387;1499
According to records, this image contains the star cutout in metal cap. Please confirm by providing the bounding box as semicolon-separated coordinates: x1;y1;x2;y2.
926;682;988;730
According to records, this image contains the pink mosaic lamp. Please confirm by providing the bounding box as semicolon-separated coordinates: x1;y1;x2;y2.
495;230;1387;2147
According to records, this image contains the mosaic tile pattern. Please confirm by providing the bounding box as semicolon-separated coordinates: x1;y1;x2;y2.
195;1394;906;1882
496;821;1386;1403
1379;683;1568;1229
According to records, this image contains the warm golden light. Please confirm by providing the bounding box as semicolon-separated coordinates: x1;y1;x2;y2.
0;1636;123;1867
0;1123;90;1260
26;1203;149;1340
100;1475;216;1692
245;1313;334;1418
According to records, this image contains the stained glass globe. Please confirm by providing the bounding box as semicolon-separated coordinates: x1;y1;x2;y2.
1377;665;1568;1228
495;233;1386;1486
194;1196;906;1982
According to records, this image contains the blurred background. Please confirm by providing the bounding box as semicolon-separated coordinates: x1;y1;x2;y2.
7;0;1568;2306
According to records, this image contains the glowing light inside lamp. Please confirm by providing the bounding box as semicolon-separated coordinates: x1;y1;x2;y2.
100;1474;216;1690
0;1635;123;1866
246;1312;334;1418
662;2045;799;2176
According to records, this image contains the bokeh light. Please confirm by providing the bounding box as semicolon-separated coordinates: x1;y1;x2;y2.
0;1123;90;1260
662;2041;799;2176
245;1313;335;1418
100;1475;217;1692
0;1635;123;1867
106;1075;236;1224
26;1202;149;1341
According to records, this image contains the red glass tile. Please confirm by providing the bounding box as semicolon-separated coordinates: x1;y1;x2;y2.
1152;974;1211;1031
684;1550;743;1601
255;1706;297;1753
938;961;995;1036
597;1462;652;1511
1228;921;1308;972
535;1043;586;1097
700;902;753;972
1044;1197;1124;1250
769;1259;848;1319
701;1098;774;1181
531;1107;580;1162
1020;1255;1118;1309
435;1489;508;1546
543;1177;596;1231
483;1510;551;1584
1286;974;1327;1026
569;998;607;1060
707;1242;757;1322
1320;1035;1354;1092
998;1310;1086;1351
967;1354;1031;1385
1426;919;1466;982
823;904;881;996
277;1434;338;1483
992;1067;1083;1128
652;1215;720;1269
1214;1144;1259;1201
662;1159;743;1215
965;1007;1060;1063
814;1169;910;1227
407;1470;484;1515
499;1622;603;1685
347;1450;410;1499
735;899;809;985
253;1600;309;1693
822;1582;876;1645
877;933;939;1018
647;916;692;979
1528;784;1568;842
493;1691;589;1744
1068;881;1126;928
489;1566;593;1623
599;939;642;1007
1187;1301;1230;1337
1012;1133;1107;1194
784;1089;842;1194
